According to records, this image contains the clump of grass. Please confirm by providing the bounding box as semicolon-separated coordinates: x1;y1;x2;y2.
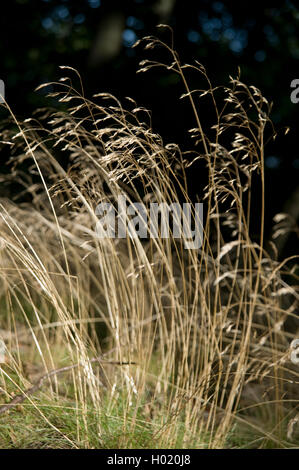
0;27;298;448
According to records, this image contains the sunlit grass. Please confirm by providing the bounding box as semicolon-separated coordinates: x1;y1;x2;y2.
0;27;298;448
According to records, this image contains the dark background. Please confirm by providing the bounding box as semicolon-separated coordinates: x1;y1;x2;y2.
0;0;299;255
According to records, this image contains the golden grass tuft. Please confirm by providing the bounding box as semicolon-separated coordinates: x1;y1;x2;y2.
0;29;298;448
